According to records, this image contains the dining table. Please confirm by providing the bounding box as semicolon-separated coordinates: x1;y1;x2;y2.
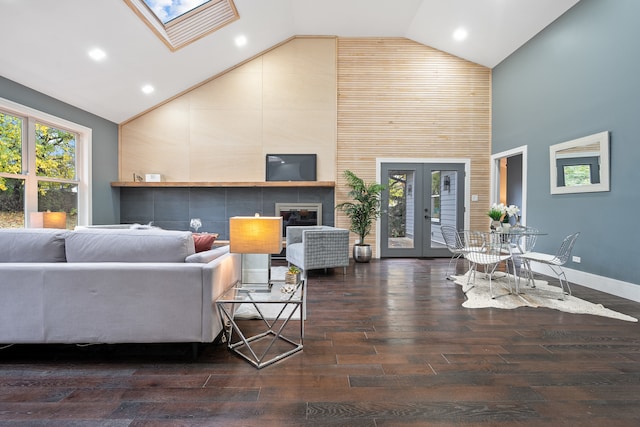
462;227;546;295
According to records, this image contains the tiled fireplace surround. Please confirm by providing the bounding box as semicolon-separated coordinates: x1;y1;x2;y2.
119;186;335;240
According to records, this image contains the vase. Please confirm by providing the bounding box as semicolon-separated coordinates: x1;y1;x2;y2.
502;223;510;233
491;220;502;231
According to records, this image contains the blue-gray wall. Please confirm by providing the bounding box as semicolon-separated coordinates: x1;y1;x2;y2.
0;76;120;224
492;0;640;286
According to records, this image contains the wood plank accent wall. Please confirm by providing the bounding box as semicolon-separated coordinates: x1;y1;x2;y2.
336;38;492;255
119;37;337;183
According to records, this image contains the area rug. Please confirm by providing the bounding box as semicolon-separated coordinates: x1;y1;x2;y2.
452;272;637;322
233;267;301;320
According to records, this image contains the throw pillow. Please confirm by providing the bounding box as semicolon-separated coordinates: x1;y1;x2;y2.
193;233;218;252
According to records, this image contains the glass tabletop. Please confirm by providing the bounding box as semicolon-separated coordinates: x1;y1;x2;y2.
492;227;546;236
217;280;304;303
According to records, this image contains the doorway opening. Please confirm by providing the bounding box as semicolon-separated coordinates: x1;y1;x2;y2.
491;146;528;224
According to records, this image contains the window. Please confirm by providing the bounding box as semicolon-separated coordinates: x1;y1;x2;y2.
556;156;600;187
124;0;239;51
0;98;91;229
142;0;211;23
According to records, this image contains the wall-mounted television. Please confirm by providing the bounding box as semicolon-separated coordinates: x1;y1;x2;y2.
266;154;317;181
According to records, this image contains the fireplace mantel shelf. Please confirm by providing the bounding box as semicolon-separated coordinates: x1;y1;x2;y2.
111;181;335;188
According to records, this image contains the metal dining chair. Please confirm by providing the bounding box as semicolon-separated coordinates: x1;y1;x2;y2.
518;232;580;300
441;225;467;279
506;226;540;290
461;230;514;299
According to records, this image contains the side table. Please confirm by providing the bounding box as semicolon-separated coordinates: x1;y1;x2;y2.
216;279;304;369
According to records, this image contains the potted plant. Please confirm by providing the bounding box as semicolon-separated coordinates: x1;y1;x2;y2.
487;203;520;231
335;170;385;262
285;265;301;284
487;203;505;230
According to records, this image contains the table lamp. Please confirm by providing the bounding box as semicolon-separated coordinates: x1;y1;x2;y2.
230;214;283;289
30;211;67;229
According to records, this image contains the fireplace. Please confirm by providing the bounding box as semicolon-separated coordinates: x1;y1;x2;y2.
275;203;323;237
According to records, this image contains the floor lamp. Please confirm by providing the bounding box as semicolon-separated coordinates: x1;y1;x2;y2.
230;215;283;290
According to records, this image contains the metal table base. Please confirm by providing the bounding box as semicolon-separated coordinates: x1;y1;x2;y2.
217;281;304;369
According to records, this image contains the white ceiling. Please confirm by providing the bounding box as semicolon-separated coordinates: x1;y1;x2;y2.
0;0;580;124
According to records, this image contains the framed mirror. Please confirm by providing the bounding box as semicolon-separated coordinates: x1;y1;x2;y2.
550;131;610;194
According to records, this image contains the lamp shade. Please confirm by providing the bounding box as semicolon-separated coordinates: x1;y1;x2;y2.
230;216;282;254
30;211;67;229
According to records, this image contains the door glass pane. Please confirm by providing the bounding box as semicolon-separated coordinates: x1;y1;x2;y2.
37;181;77;229
0;111;23;174
387;170;415;249
431;171;441;223
0;178;25;228
431;170;457;249
35;123;76;179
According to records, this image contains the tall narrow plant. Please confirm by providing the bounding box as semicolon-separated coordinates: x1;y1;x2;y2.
335;170;385;246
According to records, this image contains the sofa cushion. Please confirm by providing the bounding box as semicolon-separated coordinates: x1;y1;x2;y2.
286;242;304;267
0;228;68;262
185;245;229;263
193;233;218;252
65;228;195;263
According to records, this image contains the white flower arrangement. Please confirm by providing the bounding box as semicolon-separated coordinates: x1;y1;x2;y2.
487;203;520;222
505;204;520;218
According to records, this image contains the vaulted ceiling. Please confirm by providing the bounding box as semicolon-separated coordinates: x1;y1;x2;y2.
0;0;580;123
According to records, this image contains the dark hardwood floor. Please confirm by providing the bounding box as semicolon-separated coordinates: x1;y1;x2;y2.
1;258;640;426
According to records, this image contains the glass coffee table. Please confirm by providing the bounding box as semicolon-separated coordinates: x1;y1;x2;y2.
216;280;304;369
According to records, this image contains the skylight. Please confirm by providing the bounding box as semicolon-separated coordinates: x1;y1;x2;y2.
124;0;239;51
142;0;210;24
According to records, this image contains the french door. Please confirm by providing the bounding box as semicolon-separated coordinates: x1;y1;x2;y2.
380;162;465;258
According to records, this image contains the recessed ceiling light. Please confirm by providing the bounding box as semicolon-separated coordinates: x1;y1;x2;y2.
141;85;155;94
453;28;468;41
234;35;247;47
88;48;107;62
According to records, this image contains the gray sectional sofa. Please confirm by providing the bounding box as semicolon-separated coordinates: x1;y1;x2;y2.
0;227;241;345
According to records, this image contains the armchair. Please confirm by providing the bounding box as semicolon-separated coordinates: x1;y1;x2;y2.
286;225;349;320
286;226;350;277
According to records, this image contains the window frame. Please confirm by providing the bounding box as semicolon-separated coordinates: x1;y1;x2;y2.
0;97;92;227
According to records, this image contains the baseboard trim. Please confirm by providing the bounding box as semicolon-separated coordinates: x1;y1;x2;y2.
530;264;640;303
